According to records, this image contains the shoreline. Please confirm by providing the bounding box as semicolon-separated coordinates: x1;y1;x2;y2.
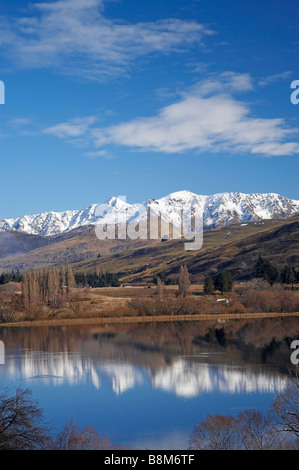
0;311;299;328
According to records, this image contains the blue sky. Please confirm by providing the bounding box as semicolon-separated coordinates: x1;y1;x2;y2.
0;0;298;218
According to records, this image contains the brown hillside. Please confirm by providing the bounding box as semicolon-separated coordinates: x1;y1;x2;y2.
0;215;297;282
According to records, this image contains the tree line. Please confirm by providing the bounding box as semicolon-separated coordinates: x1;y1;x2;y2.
203;271;233;295
22;266;76;311
74;271;120;288
0;267;121;289
189;367;299;450
254;255;299;286
0;266;122;322
0;270;23;285
203;256;298;295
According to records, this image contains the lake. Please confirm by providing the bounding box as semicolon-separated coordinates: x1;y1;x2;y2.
0;317;298;449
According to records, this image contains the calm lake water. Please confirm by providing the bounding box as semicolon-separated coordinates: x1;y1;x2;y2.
0;317;298;449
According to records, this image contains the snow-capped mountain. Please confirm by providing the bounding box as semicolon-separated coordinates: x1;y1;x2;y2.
4;349;287;397
0;190;298;237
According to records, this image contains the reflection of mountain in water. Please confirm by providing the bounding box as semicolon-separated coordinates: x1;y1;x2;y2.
5;350;287;398
153;359;287;397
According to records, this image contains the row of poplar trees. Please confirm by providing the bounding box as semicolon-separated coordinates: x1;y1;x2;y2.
22;266;76;308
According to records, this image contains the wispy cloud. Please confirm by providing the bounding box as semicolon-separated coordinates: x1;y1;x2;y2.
193;72;254;96
43;76;299;157
0;0;213;80
8;118;32;127
84;149;115;159
258;71;293;87
43;116;97;138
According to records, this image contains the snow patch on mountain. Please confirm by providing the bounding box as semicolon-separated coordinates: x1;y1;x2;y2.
0;190;298;237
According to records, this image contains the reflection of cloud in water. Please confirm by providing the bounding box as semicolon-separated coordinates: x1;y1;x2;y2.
4;351;287;398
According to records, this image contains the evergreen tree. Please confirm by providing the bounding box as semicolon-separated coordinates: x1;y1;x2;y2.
0;270;23;284
204;276;215;295
214;271;232;294
280;264;297;288
255;255;267;279
254;256;279;285
74;272;87;287
74;271;120;288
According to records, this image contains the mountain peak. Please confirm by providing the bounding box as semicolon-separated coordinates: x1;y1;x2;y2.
0;191;298;237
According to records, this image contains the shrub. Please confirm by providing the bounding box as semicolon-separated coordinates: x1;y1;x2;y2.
239;289;299;313
129;295;212;316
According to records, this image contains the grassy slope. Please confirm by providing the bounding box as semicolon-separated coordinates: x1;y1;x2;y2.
72;215;299;282
0;226;156;272
0;215;298;282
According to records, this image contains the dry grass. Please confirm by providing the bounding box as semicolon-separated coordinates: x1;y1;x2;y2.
1;283;299;328
1;216;297;280
2;311;299;328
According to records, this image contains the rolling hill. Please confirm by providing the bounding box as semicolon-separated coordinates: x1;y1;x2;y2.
69;215;299;282
0;214;297;283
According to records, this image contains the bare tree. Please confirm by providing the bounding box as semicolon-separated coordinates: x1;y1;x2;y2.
21;266;78;318
0;387;50;450
273;367;299;443
189;410;289;450
66;266;76;294
52;418;122;450
0;291;20;323
189;414;240;450
156;277;165;299
238;410;286;450
47;266;60;304
59;265;66;295
178;265;190;298
47;296;64;318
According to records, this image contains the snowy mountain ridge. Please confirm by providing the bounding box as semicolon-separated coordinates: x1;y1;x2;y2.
0;190;299;237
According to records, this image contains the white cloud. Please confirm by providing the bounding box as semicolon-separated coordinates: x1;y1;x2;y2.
42;77;299;158
90;82;299;156
0;0;213;79
192;72;254;97
219;72;253;92
251;142;299;156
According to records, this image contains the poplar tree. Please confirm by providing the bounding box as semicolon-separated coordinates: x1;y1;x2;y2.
59;265;66;295
47;267;60;304
156;277;165;299
178;265;190;298
22;270;40;316
66;266;76;293
21;265;77;309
